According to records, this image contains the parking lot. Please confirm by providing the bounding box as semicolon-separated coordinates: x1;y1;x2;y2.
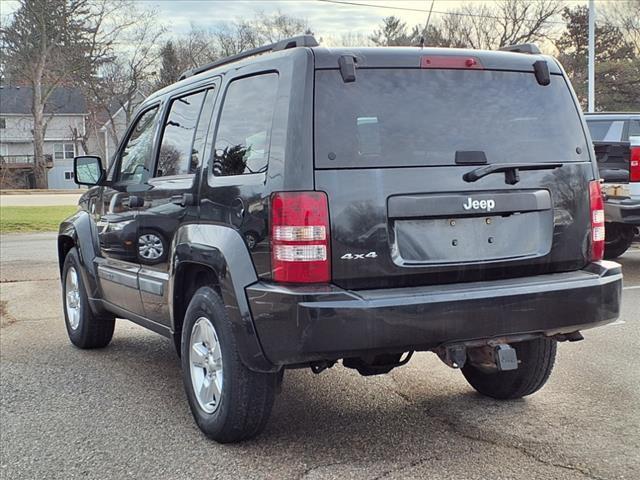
1;232;638;480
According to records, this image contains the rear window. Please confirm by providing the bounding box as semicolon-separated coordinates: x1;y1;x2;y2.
315;69;588;169
586;120;625;142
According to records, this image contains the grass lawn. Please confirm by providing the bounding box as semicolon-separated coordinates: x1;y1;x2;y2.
0;206;78;233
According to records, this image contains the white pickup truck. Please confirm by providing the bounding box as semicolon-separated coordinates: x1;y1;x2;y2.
585;113;640;258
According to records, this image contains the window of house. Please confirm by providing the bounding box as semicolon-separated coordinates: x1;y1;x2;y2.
212;74;278;177
156;90;207;177
64;171;74;180
0;118;6;129
117;106;159;183
54;143;75;160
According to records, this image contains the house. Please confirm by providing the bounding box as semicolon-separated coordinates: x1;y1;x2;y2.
0;85;88;189
0;85;144;189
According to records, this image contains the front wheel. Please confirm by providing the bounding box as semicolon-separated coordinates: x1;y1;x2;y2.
181;287;278;443
604;223;635;259
461;338;556;400
62;247;115;349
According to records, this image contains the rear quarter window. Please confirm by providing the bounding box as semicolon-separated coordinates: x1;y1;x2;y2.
211;73;278;177
587;120;625;142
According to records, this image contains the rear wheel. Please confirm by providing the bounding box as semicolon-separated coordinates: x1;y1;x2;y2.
181;287;278;443
62;248;115;349
461;338;556;399
604;223;635;259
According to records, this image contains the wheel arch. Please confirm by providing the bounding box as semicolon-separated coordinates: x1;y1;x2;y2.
172;261;222;341
170;224;276;373
58;210;106;315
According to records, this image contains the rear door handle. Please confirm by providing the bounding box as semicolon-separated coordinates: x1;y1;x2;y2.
171;193;194;207
127;195;144;208
231;198;245;218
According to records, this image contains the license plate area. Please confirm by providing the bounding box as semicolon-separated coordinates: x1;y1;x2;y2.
392;211;553;265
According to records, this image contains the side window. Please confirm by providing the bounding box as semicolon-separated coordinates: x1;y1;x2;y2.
587;120;627;142
213;73;278;176
629;120;640;139
157;90;207;177
117;106;159;183
54;143;75;160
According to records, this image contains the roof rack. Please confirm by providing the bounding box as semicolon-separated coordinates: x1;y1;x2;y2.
498;43;541;55
179;34;319;80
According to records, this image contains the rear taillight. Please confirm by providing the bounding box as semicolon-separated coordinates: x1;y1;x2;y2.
271;192;331;283
589;180;605;261
630;146;640;182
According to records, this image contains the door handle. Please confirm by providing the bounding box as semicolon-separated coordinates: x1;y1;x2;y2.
171;193;194;207
231;198;245;218
127;195;144;208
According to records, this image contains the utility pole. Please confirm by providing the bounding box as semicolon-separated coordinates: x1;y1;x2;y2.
424;0;435;44
588;0;595;112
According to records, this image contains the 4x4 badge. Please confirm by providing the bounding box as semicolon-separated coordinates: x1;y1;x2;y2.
341;252;378;260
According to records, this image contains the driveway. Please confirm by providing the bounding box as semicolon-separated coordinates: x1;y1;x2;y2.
1;232;639;479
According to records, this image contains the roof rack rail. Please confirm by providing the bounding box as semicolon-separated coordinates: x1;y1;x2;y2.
499;43;541;55
179;34;319;80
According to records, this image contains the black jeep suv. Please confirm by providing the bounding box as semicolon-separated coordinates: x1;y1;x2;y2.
59;36;622;443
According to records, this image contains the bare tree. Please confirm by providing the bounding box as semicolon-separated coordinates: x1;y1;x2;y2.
327;32;374;48
215;11;310;56
1;0;132;188
174;25;218;73
156;11;310;85
368;2;562;50
602;0;640;54
84;6;164;152
439;0;563;49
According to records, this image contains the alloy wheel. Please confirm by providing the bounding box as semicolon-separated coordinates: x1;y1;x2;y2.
189;317;224;413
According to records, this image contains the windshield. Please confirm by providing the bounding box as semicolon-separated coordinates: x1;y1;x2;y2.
315;69;589;169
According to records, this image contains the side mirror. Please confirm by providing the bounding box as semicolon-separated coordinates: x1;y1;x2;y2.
74;155;105;186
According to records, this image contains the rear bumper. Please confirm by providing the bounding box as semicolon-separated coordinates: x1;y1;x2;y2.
605;197;640;225
247;262;622;366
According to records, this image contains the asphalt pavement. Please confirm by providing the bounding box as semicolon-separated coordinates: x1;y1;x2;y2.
1;232;639;480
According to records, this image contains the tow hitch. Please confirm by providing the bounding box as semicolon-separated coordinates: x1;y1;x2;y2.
437;342;520;371
494;344;518;371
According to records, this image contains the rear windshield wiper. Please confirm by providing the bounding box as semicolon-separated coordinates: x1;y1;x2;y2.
463;162;562;185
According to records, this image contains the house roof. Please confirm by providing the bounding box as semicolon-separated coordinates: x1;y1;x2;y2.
0;86;87;115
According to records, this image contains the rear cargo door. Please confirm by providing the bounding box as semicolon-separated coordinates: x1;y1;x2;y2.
314;67;594;290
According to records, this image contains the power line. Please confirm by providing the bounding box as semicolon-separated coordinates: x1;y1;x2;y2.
316;0;566;25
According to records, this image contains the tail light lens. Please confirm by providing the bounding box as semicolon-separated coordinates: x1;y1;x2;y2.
589;180;605;261
630;146;640;182
271;192;331;283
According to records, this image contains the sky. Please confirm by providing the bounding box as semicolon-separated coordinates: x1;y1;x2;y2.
140;0;588;37
1;0;591;40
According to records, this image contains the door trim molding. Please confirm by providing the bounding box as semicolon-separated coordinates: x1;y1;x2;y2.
97;265;138;289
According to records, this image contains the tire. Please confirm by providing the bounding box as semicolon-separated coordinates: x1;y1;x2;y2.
62;247;115;349
604;223;635;259
461;338;556;400
181;286;278;443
